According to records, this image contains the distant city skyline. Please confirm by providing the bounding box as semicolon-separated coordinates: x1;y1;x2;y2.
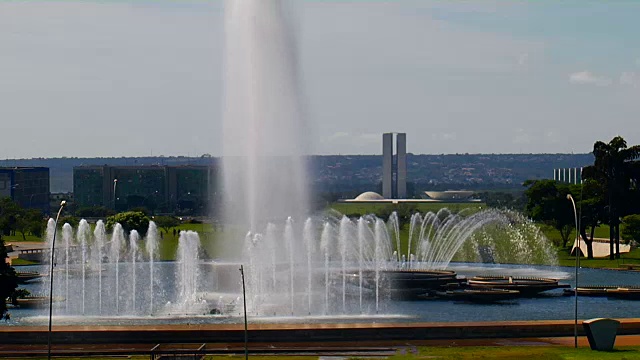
1;0;639;158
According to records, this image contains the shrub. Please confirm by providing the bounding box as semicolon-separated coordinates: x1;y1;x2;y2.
106;211;150;236
622;214;640;243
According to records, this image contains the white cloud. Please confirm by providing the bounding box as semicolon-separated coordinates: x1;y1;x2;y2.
545;130;561;144
513;129;531;144
322;132;380;149
620;72;639;87
569;71;612;86
431;132;457;141
517;53;529;66
325;132;349;142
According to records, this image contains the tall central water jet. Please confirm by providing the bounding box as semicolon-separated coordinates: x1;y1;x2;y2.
222;0;308;237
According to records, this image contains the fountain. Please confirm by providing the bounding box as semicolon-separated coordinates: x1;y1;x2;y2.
238;207;559;315
28;221;209;318
17;204;560;322
8;1;579;326
217;0;559;317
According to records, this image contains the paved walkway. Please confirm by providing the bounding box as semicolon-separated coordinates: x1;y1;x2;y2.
5;241;47;265
3;319;640;354
3;335;640;358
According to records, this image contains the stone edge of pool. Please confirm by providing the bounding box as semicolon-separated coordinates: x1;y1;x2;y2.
3;318;640;344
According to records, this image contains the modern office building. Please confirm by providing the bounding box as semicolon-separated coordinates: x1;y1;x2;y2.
382;133;407;199
382;133;393;198
50;192;74;212
0;167;50;213
554;167;583;184
73;165;216;214
396;133;407;199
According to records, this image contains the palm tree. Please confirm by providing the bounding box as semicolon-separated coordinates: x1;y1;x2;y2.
583;136;640;259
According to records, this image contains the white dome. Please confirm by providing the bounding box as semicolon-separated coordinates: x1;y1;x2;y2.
354;191;385;201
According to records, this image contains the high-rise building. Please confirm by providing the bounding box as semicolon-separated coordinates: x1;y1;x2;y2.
0;167;50;213
553;168;583;184
73;165;216;215
382;133;407;199
382;133;394;199
396;133;407;199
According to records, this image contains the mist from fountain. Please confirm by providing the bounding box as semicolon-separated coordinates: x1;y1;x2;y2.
62;223;72;314
110;223;124;314
129;230;140;313
222;0;308;245
77;219;90;314
92;220;106;314
176;230;201;308
146;221;159;314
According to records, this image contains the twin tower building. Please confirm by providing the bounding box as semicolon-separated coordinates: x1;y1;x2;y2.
382;133;407;199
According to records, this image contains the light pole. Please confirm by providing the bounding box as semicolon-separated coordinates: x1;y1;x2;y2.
113;179;118;210
567;194;579;348
48;200;67;360
239;265;248;360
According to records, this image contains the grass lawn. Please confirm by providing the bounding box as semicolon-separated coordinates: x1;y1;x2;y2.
2;233;45;242
404;346;640;359
6;346;640;360
3;222;229;262
539;224;613;247
10;258;40;266
557;247;640;269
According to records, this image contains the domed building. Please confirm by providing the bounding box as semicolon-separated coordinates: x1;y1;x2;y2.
423;191;475;201
353;191;386;202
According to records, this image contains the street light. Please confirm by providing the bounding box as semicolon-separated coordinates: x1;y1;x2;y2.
113;179;118;210
239;265;248;360
48;200;67;360
567;194;579;348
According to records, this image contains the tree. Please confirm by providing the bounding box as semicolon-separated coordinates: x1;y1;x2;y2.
153;216;181;233
14;209;44;241
58;215;79;229
0;197;21;239
0;237;17;318
621;214;640;243
524;180;575;248
478;191;526;211
583;136;640;259
106;211;150;235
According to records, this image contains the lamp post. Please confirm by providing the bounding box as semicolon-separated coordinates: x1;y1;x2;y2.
239;265;248;360
113;179;118;210
48;200;67;360
567;194;579;348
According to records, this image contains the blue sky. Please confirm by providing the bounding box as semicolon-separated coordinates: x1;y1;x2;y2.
1;0;639;158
